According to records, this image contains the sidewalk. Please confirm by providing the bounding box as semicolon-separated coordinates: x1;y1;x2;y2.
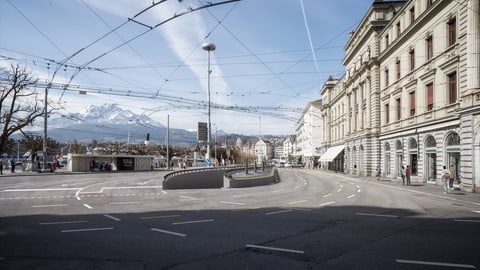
360;173;480;206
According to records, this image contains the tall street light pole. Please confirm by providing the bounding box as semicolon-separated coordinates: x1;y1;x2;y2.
202;42;215;166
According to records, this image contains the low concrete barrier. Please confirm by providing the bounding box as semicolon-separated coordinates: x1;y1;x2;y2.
163;167;242;190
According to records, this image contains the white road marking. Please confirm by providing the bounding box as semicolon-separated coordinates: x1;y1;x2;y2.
108;201;140;205
151;228;186;237
3;188;80;192
83;204;93;209
454;219;480;223
233;194;251;198
62;227;114;233
319;201;336;207
220;201;246;206
472;210;480;214
396;259;476;268
356;213;398;218
246;244;305;254
32;204;68;208
266;209;293;215
104;214;121;222
162;190;168;194
294;185;302;189
179;195;198;200
172;219;214;225
272;189;286;193
347;195;356;199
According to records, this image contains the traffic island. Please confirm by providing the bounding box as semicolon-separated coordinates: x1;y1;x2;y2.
227;168;279;188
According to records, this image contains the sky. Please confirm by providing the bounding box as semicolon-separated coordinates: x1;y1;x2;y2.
0;0;373;136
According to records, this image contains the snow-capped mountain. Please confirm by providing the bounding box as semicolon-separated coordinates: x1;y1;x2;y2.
48;104;163;128
35;104;197;145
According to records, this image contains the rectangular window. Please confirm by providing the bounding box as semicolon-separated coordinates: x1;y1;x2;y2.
396;98;401;121
385;104;390;124
410;7;415;24
448;72;457;104
426;83;434;111
396;59;401;80
448;18;457;46
410;91;416;116
426;36;433;60
409;50;415;71
385;68;389;86
396;22;401;37
385;34;389;48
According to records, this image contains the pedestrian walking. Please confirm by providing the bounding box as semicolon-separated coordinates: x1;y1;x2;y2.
10;159;15;173
442;165;451;193
405;165;411;186
0;159;3;175
401;166;406;185
376;165;381;180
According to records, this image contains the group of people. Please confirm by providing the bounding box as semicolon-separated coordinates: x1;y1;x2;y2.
0;159;17;175
379;164;457;193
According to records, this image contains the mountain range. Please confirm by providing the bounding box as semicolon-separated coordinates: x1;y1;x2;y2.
32;104;207;146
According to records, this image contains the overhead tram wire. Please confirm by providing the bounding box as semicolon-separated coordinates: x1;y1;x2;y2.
206;9;299;97
63;0;241;96
34;81;301;122
151;0;240;98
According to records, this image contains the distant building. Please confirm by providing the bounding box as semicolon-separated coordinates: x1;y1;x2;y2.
296;99;323;168
255;139;273;164
282;135;296;161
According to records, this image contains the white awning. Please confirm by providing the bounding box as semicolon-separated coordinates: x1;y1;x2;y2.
319;145;345;162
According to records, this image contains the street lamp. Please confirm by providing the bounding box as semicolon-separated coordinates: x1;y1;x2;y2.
202;42;215;166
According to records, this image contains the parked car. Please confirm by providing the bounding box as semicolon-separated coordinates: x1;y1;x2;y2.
285;162;293;168
293;162;305;168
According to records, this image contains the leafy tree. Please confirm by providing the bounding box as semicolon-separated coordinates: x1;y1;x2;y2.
0;64;44;153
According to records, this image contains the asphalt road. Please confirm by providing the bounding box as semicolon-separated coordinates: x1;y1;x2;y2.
1;169;479;269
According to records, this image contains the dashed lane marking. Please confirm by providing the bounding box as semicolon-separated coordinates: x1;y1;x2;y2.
319;201;336;207
32;204;68;208
356;213;398;218
151;228;186;237
172;219;214;225
246;244;304;255
104;214;121;222
219;201;246;206
61;227;114;233
265;209;293;215
288;200;306;205
396;259;476;269
40;220;87;225
141;215;181;220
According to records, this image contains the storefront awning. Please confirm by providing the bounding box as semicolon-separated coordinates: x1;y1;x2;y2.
319;145;345;162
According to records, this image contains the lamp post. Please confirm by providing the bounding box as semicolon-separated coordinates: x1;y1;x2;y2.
202;42;215;166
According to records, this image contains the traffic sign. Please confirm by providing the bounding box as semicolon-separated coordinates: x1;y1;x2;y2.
205;159;211;166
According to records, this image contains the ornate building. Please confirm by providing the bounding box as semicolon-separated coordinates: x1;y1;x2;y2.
320;0;480;192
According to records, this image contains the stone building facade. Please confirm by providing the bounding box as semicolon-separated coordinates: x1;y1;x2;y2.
320;0;480;192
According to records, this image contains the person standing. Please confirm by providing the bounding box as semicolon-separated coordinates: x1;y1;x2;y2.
401;166;406;185
442;165;451;193
376;165;381;180
405;165;411;186
0;159;3;175
10;159;15;173
449;165;456;191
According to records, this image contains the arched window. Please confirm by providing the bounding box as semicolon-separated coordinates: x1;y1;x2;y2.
425;135;436;148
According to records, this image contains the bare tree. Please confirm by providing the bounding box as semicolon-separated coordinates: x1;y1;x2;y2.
0;64;43;153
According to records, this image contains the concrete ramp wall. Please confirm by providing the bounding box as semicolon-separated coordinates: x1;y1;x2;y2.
163;168;225;189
